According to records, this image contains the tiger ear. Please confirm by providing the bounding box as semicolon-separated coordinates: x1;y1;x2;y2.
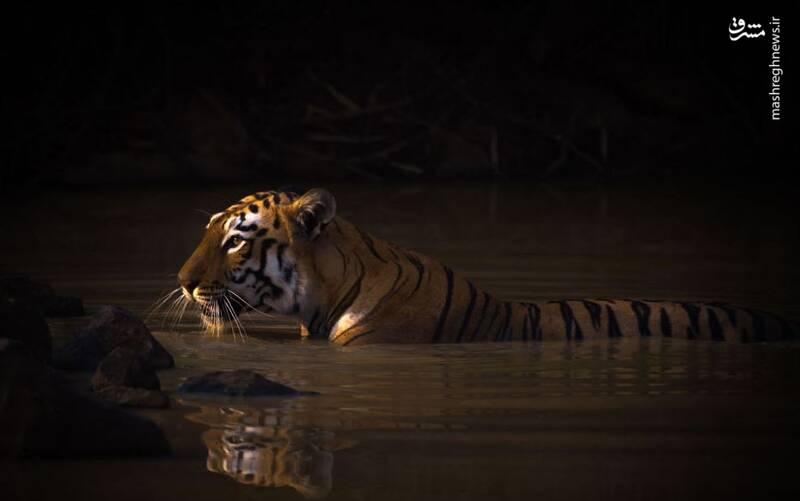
291;188;336;239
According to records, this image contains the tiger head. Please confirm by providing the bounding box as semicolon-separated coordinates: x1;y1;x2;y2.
177;188;336;330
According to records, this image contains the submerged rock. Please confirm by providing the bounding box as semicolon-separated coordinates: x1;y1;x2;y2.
94;386;169;409
0;274;84;318
54;305;174;371
178;370;301;397
0;293;51;362
0;338;170;458
91;346;161;391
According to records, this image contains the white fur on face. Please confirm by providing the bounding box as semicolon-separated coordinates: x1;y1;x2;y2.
220;211;300;316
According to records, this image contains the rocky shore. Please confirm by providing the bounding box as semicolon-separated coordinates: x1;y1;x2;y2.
1;275;307;459
1;277;170;457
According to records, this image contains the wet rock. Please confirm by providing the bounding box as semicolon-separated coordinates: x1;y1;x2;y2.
91;346;160;391
178;370;301;397
53;305;174;371
52;331;105;371
94;386;169;409
0;292;52;362
0;338;170;458
0;274;84;317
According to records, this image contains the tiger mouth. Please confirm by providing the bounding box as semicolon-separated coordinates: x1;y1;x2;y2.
194;287;227;301
200;312;225;330
196;294;243;330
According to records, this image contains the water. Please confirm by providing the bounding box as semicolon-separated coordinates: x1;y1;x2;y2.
2;180;799;500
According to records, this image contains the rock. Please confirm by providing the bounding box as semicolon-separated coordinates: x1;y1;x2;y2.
0;274;84;317
0;292;52;362
54;305;174;371
178;370;301;397
52;331;105;371
94;386;169;409
91;346;160;391
0;338;170;458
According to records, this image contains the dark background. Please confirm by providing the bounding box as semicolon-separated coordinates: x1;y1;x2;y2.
2;1;794;186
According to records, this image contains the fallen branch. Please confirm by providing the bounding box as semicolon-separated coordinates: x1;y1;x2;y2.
307;70;362;113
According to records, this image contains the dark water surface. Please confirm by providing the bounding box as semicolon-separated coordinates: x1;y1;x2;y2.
3;180;799;500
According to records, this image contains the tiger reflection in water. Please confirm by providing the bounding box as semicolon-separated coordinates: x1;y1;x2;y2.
184;404;353;499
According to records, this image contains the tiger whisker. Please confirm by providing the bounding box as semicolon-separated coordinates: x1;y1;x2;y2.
222;296;247;343
162;294;185;330
222;296;262;334
213;300;222;338
144;287;182;323
176;295;190;330
205;300;218;338
216;301;224;339
227;295;262;326
232;299;248;342
227;298;245;343
150;287;181;310
171;295;190;332
199;300;211;337
226;290;275;320
205;301;215;338
152;287;263;339
220;297;235;342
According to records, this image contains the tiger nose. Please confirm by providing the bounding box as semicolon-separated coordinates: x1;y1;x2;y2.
178;273;200;298
183;281;199;295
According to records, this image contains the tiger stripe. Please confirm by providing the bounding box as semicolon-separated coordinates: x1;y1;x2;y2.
432;265;455;343
315;218;799;345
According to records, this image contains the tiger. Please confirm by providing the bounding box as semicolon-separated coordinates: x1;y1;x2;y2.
177;188;797;345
